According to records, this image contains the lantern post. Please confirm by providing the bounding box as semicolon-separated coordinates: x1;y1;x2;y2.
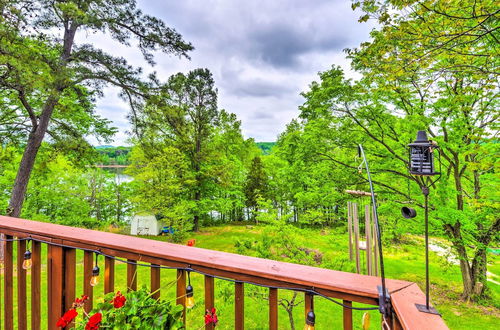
407;130;440;315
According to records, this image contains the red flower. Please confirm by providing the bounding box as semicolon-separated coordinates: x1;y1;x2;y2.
187;239;196;246
112;291;126;308
56;308;78;328
85;313;102;330
73;295;89;308
205;308;218;326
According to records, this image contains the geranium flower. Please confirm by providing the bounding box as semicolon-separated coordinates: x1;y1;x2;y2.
56;308;78;327
112;291;126;308
73;295;89;308
85;312;102;330
205;308;218;326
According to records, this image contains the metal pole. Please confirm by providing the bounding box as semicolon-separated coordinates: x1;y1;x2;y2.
415;184;439;314
358;145;389;318
423;185;430;310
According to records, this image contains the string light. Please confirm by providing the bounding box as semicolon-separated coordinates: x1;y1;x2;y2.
22;240;32;270
185;271;195;309
90;253;100;287
304;310;315;330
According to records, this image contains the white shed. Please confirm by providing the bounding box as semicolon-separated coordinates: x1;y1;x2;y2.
130;214;164;236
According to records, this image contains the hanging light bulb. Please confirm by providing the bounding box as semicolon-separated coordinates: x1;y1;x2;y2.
90;265;100;286
185;271;195;308
90;253;100;286
304;310;315;330
362;312;371;330
185;284;195;308
22;250;32;270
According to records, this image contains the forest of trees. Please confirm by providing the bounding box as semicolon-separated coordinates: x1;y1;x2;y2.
0;0;497;302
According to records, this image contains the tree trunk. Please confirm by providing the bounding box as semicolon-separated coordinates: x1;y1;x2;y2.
7;96;60;217
193;189;200;232
7;23;76;218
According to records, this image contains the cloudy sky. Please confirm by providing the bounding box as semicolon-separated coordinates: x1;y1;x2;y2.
87;0;374;145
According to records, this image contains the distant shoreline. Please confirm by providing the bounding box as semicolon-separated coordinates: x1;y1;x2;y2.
88;165;129;168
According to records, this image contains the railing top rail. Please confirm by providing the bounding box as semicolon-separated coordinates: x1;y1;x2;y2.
392;283;448;329
0;216;406;298
0;216;449;329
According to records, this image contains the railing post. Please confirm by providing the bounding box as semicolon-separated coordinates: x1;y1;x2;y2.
343;300;353;330
127;259;137;291
269;288;278;330
83;251;94;313
17;239;27;330
392;313;403;330
150;264;160;299
104;256;115;294
64;248;76;324
31;240;41;329
305;292;313;318
48;242;64;330
3;235;13;330
235;282;244;330
176;269;187;324
205;275;215;330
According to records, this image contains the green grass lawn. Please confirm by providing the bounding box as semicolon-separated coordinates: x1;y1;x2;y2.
2;224;499;329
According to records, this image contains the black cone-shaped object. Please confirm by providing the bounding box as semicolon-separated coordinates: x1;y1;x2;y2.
401;206;417;218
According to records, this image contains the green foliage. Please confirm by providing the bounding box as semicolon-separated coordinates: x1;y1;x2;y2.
1;0;193;217
77;288;183;330
255;142;276;155
96;146;132;165
244;157;268;220
130;69;260;230
0;145;132;227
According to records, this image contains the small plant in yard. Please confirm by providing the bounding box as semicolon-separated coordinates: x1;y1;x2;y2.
57;287;184;329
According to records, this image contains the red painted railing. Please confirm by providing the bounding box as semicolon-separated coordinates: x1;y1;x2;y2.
0;216;448;329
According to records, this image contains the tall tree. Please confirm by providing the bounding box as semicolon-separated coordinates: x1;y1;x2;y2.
137;69;219;231
0;0;193;217
346;0;499;300
244;156;268;221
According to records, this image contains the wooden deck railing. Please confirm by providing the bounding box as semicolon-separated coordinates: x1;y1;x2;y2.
0;216;448;329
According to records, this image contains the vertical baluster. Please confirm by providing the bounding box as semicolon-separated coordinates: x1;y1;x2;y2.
235;282;244;330
365;204;372;276
48;242;64;330
304;292;313;327
343;300;353;330
17;239;27;330
104;257;115;294
150;264;160;299
269;288;278;330
127;260;137;291
31;241;41;329
83;251;94;313
64;248;76;328
176;269;186;324
4;235;13;330
392;314;403;330
204;275;215;330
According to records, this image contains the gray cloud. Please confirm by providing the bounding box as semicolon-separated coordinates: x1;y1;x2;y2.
252;111;275;120
87;0;374;144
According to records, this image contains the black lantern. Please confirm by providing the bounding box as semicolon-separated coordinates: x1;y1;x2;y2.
408;131;439;176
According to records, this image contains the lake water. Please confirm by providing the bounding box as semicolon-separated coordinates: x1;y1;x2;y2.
101;166;133;183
